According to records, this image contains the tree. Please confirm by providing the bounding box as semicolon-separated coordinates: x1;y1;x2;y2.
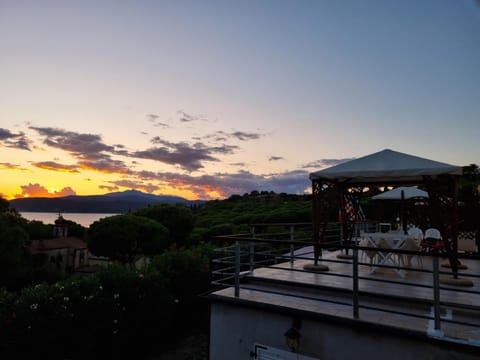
134;204;194;246
25;220;53;240
0;208;29;288
88;214;169;263
0;197;10;212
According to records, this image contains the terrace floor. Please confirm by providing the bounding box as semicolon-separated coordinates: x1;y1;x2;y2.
211;247;480;346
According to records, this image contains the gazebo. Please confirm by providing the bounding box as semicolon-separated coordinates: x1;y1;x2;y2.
308;149;464;278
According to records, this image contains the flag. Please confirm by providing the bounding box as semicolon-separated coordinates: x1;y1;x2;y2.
339;194;365;223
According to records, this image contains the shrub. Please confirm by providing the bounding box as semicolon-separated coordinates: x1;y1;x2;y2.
0;265;175;359
149;243;214;331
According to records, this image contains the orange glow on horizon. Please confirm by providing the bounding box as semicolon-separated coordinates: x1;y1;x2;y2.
1;178;227;202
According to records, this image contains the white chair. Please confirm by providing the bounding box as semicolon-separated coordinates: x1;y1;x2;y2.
408;227;424;242
424;228;441;240
399;227;424;268
421;228;444;254
358;237;378;268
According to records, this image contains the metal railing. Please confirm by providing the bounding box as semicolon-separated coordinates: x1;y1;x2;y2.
211;222;480;347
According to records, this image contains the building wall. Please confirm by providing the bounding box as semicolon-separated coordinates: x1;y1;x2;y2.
47;249;69;271
210;302;478;360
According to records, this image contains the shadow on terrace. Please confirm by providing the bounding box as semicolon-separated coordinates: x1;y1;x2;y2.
212;222;480;347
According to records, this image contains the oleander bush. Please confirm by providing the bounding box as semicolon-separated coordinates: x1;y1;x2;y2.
149;243;214;331
0;265;176;359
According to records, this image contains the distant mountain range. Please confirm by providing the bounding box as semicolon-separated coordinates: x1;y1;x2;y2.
10;190;204;213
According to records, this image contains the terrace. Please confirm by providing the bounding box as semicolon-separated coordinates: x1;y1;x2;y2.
207;149;479;360
211;222;480;350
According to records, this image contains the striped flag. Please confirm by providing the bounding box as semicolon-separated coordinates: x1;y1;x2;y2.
339;194;365;223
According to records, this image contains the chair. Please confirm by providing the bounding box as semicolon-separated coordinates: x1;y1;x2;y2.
377;237;396;266
358;237;378;268
408;227;424;242
421;228;444;253
398;227;424;268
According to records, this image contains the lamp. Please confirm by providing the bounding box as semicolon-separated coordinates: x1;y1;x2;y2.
284;326;301;352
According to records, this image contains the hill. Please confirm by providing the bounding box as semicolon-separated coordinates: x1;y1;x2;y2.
10;190;202;213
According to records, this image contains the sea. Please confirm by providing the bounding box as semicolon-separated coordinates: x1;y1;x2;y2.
20;212;120;227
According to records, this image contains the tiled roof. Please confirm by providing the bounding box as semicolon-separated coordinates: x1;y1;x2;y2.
28;237;87;253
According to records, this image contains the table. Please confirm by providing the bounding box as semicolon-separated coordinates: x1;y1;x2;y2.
360;231;413;277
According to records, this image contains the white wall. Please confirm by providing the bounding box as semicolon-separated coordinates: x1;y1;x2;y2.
209;302;478;360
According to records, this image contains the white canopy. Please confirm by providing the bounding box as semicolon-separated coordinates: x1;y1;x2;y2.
372;186;429;200
309;149;462;184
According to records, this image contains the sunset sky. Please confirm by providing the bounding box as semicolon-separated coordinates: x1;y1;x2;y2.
1;0;479;201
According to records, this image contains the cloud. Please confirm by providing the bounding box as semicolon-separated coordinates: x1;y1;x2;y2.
7;135;32;151
0;162;29;171
108;180;160;193
133;169;311;199
302;158;355;169
177;110;208;123
269;156;284;161
30;126;115;155
0;128;16;140
77;158;133;174
230;162;247;167
15;183;76;198
208;144;239;155
27;124;264;174
98;184;119;192
30;126;242;173
30;127;134;174
134;137;238;171
147;114;169;128
32;161;80;173
201;130;264;142
133;146;216;171
0;128;32;151
229;131;263;141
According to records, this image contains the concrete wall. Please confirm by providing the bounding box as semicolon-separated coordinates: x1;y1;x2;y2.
210;302;478;360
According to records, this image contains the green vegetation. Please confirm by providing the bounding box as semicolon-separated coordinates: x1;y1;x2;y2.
191;191;312;242
0;245;214;359
0;209;29;287
134;203;195;247
88;214;170;263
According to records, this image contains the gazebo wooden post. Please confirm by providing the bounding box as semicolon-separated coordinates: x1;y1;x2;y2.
305;179;330;272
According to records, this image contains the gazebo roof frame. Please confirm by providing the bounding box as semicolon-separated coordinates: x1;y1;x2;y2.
310;149;462;186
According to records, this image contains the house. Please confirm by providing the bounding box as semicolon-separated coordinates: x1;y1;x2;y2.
28;214;90;272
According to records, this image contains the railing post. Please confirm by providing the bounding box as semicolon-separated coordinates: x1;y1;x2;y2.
249;241;255;274
290;225;295;267
353;246;359;318
433;254;441;331
235;240;240;297
249;225;255;274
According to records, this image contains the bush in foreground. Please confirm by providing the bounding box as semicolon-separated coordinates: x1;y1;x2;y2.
0;265;174;359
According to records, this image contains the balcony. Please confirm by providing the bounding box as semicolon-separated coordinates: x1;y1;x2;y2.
209;222;480;357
